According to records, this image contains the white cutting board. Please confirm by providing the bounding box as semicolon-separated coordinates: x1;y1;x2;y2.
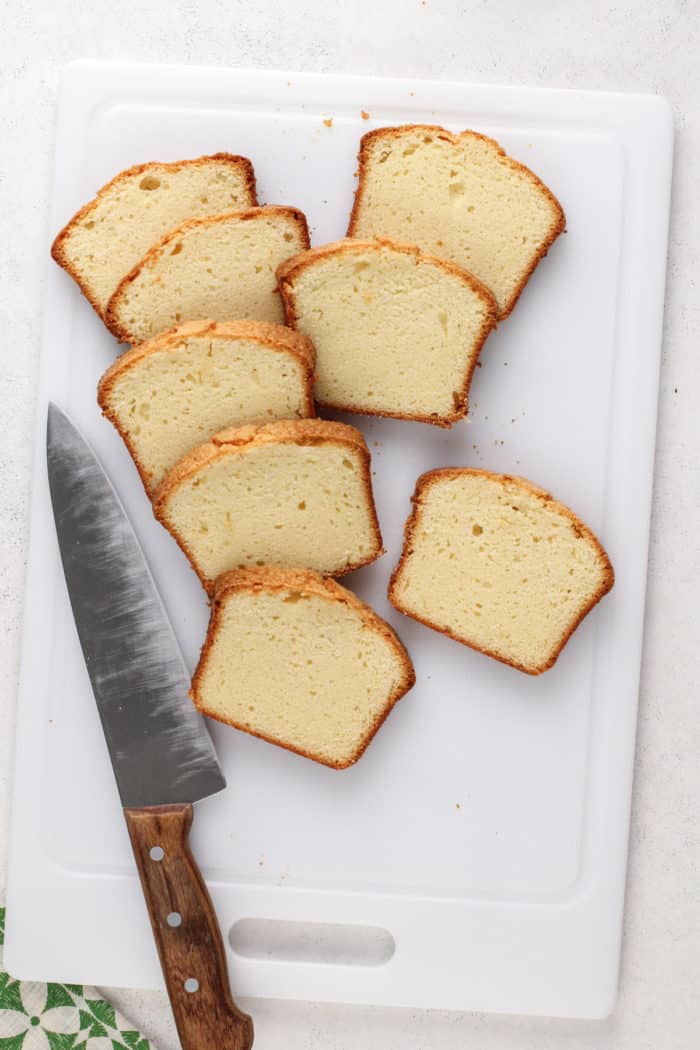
6;61;672;1020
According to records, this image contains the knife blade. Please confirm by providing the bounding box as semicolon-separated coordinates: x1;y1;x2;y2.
47;403;253;1050
47;401;224;808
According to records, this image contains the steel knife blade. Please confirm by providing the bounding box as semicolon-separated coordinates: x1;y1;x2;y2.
46;401;225;808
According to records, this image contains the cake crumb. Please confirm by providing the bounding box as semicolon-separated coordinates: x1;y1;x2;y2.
456;802;461;810
323;117;333;128
361;110;370;120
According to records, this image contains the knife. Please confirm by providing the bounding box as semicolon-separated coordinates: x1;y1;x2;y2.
46;403;254;1050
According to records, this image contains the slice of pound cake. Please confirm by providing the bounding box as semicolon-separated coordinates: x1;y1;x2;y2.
154;419;383;592
389;469;614;674
348;125;565;318
51;154;258;316
278;239;497;425
105;206;310;343
97;319;316;497
191;567;415;769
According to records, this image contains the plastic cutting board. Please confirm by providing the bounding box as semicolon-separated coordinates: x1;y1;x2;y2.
6;61;672;1019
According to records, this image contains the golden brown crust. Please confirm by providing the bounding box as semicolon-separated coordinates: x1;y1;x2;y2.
277;237;498;426
50;154;258;320
103;206;312;343
153;419;383;594
153;418;370;504
346;125;566;320
97;319;317;498
191;566;416;769
277;237;494;303
211;416;368;451
388;467;615;675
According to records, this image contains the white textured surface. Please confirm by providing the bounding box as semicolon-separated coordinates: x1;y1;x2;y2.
0;2;695;1048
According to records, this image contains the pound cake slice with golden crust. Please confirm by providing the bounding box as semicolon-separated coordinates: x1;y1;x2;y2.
154;419;383;593
348;125;565;318
51;154;258;317
192;567;415;769
278;238;497;426
389;469;614;675
105;206;310;343
97;319;316;497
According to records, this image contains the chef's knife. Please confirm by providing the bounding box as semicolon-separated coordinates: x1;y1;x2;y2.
46;403;253;1050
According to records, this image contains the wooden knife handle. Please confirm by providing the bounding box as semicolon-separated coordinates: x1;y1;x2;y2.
124;804;254;1050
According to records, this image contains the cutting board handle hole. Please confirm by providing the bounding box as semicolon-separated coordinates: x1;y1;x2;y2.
149;846;164;861
166;911;182;927
229;918;395;967
183;977;199;993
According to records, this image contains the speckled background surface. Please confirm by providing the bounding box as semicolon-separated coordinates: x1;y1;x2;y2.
1;2;697;1047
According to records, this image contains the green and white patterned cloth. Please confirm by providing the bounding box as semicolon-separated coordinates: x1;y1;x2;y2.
0;909;155;1050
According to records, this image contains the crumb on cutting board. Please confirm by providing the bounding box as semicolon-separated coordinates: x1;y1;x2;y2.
361;109;370;120
323;117;333;128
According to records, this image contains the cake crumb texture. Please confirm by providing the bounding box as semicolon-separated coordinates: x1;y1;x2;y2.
97;319;316;496
154;419;383;592
278;238;497;425
192;566;415;768
348;125;565;318
389;468;613;674
51;154;258;316
105;206;310;343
